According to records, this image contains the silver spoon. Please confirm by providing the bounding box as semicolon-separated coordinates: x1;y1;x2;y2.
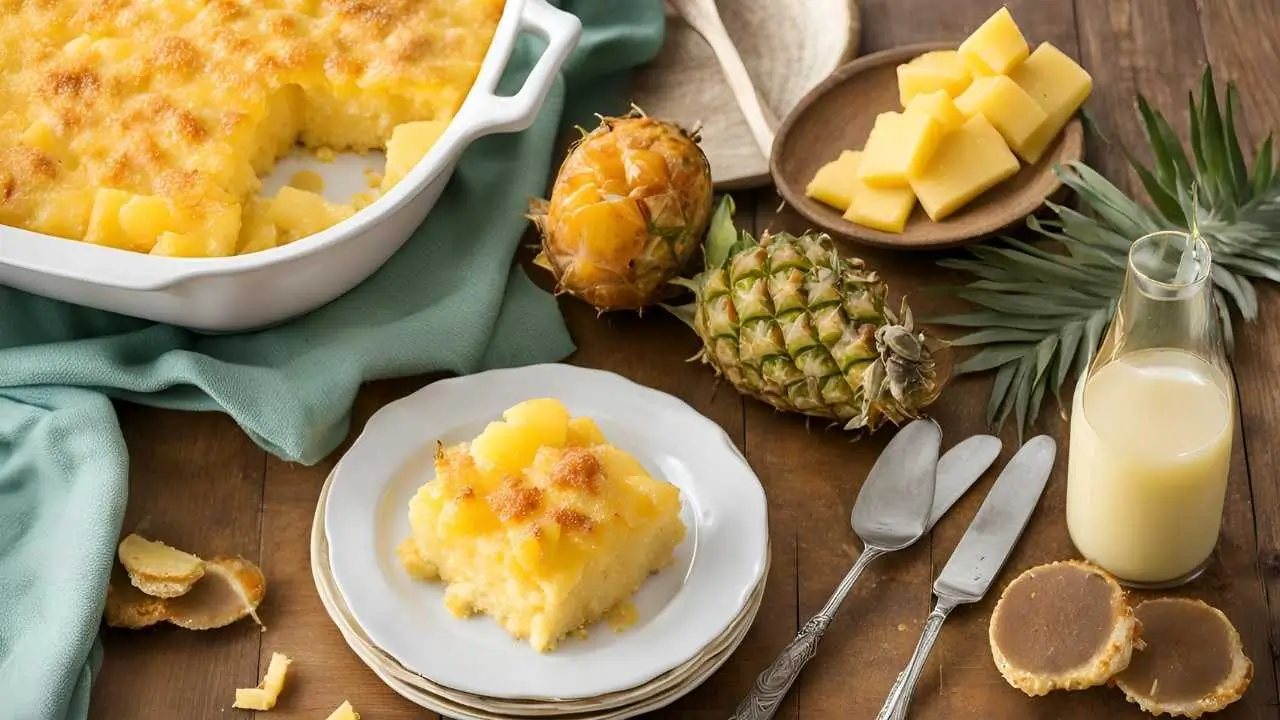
731;423;1001;720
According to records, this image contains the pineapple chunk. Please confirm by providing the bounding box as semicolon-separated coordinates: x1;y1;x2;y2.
85;189;149;252
566;417;606;447
908;115;1020;221
904;90;966;132
238;199;279;254
502;398;570;448
118;194;178;246
953;75;1050;162
833;151;916;234
439;490;500;536
382;120;448;192
804;150;863;211
30;189;93;240
896;51;973;106
470;421;543;475
325;701;361;720
233;652;292;710
1008;42;1094;164
958;7;1030;75
858;110;944;189
268;186;355;243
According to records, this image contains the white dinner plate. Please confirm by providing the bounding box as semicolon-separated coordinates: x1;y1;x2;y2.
311;466;770;716
324;363;770;700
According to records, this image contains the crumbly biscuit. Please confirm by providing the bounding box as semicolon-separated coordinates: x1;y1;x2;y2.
989;560;1141;696
117;533;205;598
1115;598;1252;718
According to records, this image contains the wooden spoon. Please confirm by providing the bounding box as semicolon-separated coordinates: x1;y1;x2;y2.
770;42;1084;251
666;0;778;157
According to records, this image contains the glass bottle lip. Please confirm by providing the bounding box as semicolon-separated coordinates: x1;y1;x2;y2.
1127;229;1213;300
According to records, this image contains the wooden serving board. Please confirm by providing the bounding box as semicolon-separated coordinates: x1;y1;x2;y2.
630;0;861;190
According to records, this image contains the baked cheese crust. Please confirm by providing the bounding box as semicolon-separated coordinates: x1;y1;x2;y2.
0;0;503;257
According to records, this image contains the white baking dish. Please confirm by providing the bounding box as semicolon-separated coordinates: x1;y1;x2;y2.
0;0;581;332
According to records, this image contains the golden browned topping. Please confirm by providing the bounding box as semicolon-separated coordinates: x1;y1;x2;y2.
488;480;544;522
151;36;201;75
553;508;594;532
1116;598;1252;716
44;67;100;99
457;486;475;501
0;0;505;256
551;447;601;493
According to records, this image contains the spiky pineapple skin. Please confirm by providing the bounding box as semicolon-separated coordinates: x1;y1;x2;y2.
531;110;713;311
691;231;941;431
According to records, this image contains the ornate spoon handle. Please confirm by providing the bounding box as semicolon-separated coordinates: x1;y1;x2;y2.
731;546;885;720
875;597;957;720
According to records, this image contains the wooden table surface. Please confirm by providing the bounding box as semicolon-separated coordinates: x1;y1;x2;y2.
90;1;1280;718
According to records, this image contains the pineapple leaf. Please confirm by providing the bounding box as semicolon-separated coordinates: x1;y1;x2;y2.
934;65;1280;438
703;194;739;270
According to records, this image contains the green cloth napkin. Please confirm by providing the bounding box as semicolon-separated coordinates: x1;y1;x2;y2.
0;4;665;718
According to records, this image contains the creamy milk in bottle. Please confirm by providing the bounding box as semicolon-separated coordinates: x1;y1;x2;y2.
1065;230;1235;588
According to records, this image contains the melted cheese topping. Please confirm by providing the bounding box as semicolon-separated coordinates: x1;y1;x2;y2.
0;0;503;257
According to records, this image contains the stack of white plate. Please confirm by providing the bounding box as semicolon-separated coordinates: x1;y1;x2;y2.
313;364;771;719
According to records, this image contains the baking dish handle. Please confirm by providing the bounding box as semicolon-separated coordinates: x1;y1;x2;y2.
469;0;582;135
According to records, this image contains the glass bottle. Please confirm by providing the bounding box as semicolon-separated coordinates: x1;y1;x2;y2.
1066;229;1236;588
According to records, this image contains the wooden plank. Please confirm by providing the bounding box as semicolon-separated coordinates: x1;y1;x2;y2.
1076;2;1278;716
1195;0;1280;700
90;402;267;720
252;376;441;720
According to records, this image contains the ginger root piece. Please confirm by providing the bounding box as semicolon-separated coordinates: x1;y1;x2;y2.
1115;598;1252;718
166;556;267;630
233;652;292;711
989;560;1141;696
117;533;205;598
325;700;361;720
105;564;169;629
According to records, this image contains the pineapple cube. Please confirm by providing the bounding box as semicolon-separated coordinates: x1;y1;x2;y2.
958;7;1030;75
896;51;973;105
30;189;93;240
502;398;570;448
908;115;1020;221
150;231;206;257
904;90;966;132
566;417;606;447
238;199;279;254
804;150;863;211
268;186;355;243
1008;42;1094;164
833;151;916;234
118;194;178;246
470;420;543;475
85;188;151;252
858;110;944;188
382;120;448;192
953;75;1050;162
325;701;360;720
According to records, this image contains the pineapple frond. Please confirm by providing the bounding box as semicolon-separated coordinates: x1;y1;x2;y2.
703;194;742;269
933;66;1279;439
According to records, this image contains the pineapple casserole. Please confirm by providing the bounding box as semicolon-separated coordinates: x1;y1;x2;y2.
398;398;686;652
0;0;503;257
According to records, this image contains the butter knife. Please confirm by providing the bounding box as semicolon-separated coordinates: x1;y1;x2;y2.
730;432;1001;720
875;435;1057;720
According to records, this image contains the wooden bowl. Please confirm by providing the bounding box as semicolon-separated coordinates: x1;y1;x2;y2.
631;0;860;189
770;42;1084;250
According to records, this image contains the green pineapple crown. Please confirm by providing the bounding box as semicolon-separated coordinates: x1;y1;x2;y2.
934;66;1279;440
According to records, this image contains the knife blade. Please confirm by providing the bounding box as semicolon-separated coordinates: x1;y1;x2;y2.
934;434;1057;604
927;435;1002;531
